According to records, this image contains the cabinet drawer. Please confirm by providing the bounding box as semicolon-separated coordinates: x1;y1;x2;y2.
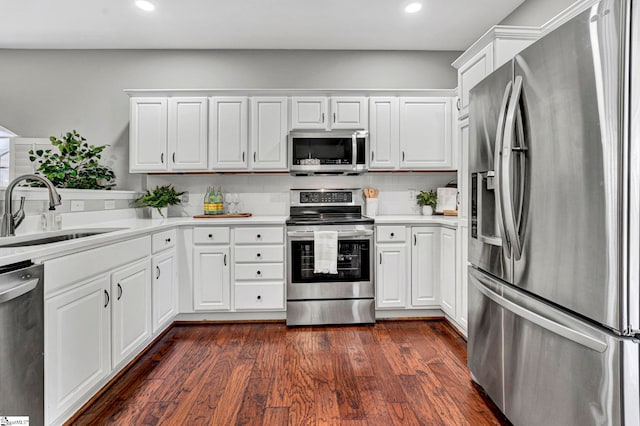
235;245;284;263
377;226;407;242
235;263;284;280
152;229;176;253
193;227;230;244
234;282;284;310
234;227;283;244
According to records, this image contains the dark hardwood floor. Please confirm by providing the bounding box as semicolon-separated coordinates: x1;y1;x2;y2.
71;320;508;425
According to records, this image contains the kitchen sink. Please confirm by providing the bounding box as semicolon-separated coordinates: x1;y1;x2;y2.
0;228;128;248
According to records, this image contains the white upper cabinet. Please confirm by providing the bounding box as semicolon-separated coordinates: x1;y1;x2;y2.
209;97;249;170
368;97;399;170
330;97;368;129
168;97;208;170
250;97;288;170
130;97;168;172
290;97;328;130
458;118;470;221
399;97;453;170
453;29;538;119
457;44;494;119
291;96;367;130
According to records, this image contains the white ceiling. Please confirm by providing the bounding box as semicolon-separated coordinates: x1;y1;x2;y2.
0;0;526;50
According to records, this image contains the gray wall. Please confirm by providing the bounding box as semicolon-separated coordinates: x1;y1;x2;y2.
500;0;576;26
0;49;460;190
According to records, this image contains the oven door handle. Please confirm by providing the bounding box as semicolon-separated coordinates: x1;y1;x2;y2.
287;230;374;238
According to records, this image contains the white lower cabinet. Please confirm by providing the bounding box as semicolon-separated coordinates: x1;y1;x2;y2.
376;243;408;308
45;275;111;425
455;224;469;333
440;227;457;317
151;250;177;333
193;246;231;311
111;259;152;369
411;227;440;307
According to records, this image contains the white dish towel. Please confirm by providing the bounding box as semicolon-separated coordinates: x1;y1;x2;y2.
314;230;338;274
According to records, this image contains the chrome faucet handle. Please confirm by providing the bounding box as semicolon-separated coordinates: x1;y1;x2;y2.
13;196;26;229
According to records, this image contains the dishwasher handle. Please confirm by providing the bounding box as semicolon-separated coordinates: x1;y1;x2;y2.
0;277;39;304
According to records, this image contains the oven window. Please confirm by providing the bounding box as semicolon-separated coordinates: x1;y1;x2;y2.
292;138;353;165
291;239;371;283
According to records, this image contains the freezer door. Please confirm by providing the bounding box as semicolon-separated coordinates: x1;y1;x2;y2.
468;62;513;283
508;0;627;331
467;267;504;412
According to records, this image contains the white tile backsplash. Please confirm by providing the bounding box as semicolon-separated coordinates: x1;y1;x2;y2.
150;172;456;217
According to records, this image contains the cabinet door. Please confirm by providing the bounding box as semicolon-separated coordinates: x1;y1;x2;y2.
456;224;469;332
440;227;457;317
152;250;177;334
458;118;470;220
193;246;230;311
369;97;399;169
411;227;440;306
111;259;152;368
376;244;407;308
399;97;453;169
250;97;288;170
330;97;368;129
209;97;248;169
290;97;329;130
45;275;110;423
130;97;168;172
457;43;494;119
168;97;208;170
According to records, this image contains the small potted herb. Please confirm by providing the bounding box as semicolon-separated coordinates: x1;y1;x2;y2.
135;185;185;219
416;190;438;216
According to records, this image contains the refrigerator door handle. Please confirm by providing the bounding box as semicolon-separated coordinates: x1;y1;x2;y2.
472;277;608;353
501;75;524;260
494;81;513;254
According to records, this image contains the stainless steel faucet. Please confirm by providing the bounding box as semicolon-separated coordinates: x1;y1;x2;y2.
1;174;62;237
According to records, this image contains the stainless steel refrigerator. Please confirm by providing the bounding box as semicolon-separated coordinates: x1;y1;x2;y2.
467;1;639;424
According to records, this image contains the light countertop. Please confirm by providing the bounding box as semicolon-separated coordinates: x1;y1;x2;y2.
0;214;458;267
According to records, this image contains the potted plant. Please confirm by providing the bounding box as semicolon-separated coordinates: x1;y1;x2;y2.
29;130;116;189
135;185;185;219
416;190;438;216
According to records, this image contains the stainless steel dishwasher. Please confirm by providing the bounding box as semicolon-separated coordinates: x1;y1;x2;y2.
0;261;44;425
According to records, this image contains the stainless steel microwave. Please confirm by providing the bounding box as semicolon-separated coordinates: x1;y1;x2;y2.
288;130;369;175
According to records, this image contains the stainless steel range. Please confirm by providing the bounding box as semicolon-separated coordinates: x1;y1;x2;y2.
286;188;375;326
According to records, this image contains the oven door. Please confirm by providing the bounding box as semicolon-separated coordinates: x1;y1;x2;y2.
287;229;374;300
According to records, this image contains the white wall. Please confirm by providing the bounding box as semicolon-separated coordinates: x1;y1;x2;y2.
500;0;576;26
0;49;460;191
149;173;457;217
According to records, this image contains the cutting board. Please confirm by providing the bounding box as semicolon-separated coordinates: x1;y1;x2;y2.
193;213;253;219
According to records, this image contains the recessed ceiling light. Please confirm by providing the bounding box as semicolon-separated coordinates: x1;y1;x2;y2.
405;2;422;13
135;0;155;11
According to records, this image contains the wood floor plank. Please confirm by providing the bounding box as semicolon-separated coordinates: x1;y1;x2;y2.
70;321;508;426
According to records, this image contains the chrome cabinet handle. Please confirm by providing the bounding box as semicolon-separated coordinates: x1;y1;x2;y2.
414;235;417;245
402;151;405;162
156;265;161;279
172;152;175;163
379;253;382;264
104;290;110;308
456;98;462;111
160;153;164;164
254;152;257;162
224;254;227;266
333;112;336;123
321;113;325;123
242;152;245;162
371;151;374;162
117;283;122;300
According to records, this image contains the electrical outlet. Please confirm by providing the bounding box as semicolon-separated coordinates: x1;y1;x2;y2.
70;200;85;212
104;200;116;210
181;192;189;203
408;189;417;201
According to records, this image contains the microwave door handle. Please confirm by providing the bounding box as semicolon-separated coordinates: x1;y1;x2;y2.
352;132;358;171
502;75;524;260
494;81;513;256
